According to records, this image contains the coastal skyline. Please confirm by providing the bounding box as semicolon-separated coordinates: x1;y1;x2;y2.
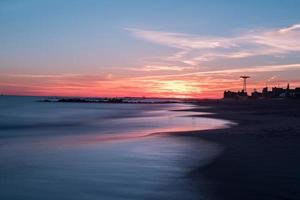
1;0;300;98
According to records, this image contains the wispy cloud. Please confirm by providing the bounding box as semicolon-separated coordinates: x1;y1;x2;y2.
131;63;300;80
129;65;193;72
278;24;300;33
3;24;300;98
126;28;236;50
127;23;300;65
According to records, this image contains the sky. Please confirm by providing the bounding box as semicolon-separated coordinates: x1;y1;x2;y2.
1;0;300;98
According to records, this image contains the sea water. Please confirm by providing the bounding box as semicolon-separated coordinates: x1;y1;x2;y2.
0;96;232;200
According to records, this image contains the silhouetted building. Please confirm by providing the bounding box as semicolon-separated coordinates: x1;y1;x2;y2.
251;89;262;99
224;90;238;99
271;87;285;98
224;83;300;99
223;90;248;99
237;90;248;97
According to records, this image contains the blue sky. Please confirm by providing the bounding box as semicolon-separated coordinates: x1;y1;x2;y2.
1;0;300;97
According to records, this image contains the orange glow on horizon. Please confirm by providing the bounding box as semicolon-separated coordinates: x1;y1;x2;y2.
1;70;300;99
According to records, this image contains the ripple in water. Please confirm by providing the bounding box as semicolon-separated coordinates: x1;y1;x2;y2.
0;96;233;199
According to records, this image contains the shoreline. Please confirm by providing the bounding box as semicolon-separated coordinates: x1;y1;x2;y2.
171;99;300;200
2;96;300;199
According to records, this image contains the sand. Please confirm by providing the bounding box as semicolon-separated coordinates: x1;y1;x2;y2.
175;99;300;200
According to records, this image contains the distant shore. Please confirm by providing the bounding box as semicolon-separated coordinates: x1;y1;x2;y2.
39;97;199;104
171;99;300;200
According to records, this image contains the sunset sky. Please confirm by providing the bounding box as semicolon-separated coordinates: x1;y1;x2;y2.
1;0;300;98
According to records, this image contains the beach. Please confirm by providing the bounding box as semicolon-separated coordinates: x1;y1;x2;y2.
1;96;300;200
2;1;300;199
176;99;300;200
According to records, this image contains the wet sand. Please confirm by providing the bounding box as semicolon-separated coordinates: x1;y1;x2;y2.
174;99;300;200
2;96;300;199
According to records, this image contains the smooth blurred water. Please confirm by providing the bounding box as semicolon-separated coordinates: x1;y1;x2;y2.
0;96;232;200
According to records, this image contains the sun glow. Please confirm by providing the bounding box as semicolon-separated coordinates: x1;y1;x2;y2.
159;80;200;93
142;80;203;98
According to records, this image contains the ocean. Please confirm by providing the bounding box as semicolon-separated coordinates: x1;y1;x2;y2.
0;96;232;200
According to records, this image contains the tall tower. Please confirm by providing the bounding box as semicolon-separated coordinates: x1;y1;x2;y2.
240;76;250;92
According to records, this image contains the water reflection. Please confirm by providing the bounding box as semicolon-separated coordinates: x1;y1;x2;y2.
1;136;221;200
0;96;232;199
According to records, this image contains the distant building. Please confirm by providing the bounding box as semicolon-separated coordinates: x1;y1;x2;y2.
223;90;247;99
224;83;300;99
262;87;271;98
251;89;262;99
271;87;285;98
